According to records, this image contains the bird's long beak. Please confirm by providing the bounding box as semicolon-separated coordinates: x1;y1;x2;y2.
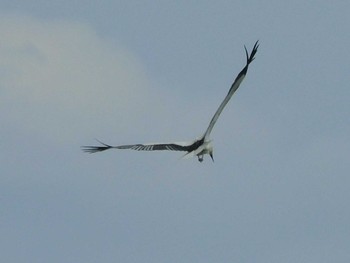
210;153;214;162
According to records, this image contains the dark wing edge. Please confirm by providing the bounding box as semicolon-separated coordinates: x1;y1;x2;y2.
81;139;114;153
245;40;259;66
233;40;259;83
81;140;191;154
230;40;259;89
203;40;259;139
117;143;189;151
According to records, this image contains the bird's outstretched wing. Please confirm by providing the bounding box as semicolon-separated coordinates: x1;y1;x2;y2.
81;139;196;154
203;41;259;140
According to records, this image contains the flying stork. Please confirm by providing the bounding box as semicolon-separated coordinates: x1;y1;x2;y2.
82;41;259;162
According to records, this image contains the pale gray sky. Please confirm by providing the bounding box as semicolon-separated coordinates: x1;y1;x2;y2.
1;1;350;262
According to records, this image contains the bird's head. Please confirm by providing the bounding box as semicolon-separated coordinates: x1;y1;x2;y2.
196;140;214;162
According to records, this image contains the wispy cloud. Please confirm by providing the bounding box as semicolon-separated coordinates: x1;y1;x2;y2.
0;15;153;143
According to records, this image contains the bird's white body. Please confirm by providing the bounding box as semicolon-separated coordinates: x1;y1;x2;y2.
82;41;259;162
182;140;213;162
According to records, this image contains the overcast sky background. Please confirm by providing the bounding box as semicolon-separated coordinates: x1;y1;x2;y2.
1;1;350;262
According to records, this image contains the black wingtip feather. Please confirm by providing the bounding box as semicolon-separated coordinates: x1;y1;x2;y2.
81;139;113;154
235;40;259;79
246;40;259;65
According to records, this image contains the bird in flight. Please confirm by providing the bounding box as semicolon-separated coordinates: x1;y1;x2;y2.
82;41;259;162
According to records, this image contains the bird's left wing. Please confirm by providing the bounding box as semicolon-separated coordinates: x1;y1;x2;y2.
203;41;259;140
81;140;192;154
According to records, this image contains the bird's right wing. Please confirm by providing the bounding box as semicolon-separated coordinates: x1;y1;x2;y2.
203;41;259;140
81;140;193;154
